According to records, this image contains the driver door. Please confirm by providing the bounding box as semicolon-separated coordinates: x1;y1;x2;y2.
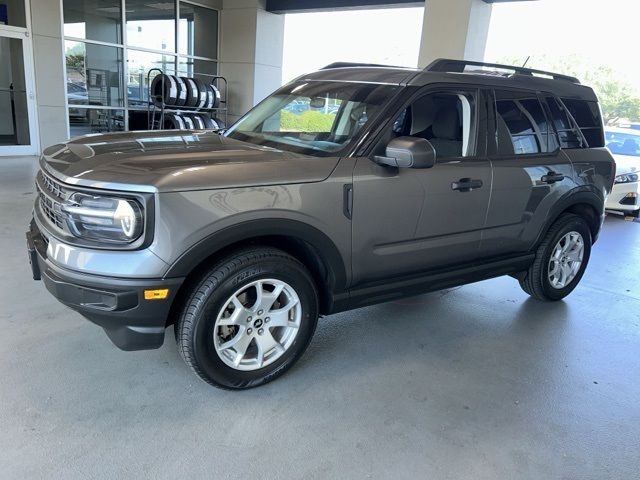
351;87;492;286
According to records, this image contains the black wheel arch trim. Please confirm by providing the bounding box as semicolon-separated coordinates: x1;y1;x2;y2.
535;186;604;247
163;218;348;292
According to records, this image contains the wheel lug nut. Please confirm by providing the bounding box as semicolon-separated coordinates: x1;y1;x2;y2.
265;317;270;323
247;328;253;335
257;309;263;315
247;316;252;322
258;328;264;335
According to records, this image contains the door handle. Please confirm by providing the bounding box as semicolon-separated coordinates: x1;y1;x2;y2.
451;178;483;192
541;172;565;184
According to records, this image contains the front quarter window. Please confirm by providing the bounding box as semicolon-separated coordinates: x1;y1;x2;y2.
226;81;397;156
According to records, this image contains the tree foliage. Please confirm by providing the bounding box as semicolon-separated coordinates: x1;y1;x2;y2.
280;110;335;132
498;55;640;124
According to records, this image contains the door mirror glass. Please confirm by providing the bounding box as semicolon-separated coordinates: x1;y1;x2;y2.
374;136;436;169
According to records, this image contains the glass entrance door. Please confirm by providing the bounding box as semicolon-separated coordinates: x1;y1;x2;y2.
0;28;39;156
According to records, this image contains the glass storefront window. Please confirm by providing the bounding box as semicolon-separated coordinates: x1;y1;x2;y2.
63;0;122;44
179;2;218;59
61;0;219;133
65;41;124;108
0;0;27;28
127;49;176;108
177;57;217;77
126;0;176;53
0;38;30;146
69;108;124;138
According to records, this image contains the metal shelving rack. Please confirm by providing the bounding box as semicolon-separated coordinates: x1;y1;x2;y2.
145;68;228;130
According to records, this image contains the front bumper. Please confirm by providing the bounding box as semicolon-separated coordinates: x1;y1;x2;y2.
27;220;184;351
605;181;640;216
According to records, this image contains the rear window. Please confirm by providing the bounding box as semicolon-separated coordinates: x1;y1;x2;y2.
495;91;557;155
544;96;584;149
561;98;604;148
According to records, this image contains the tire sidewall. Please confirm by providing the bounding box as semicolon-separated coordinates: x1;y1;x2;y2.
538;216;592;300
190;257;318;389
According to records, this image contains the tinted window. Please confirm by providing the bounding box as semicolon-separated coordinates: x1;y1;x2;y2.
562;98;604;148
545;96;583;149
495;95;555;155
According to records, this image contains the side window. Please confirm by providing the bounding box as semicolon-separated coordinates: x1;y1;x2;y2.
386;91;476;158
544;96;584;149
495;92;555;155
561;98;604;148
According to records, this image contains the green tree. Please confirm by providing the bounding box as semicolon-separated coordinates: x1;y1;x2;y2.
498;55;640;124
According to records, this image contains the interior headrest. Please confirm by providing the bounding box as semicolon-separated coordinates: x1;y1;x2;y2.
432;108;460;140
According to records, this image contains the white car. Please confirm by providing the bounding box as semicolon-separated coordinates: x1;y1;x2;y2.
605;127;640;218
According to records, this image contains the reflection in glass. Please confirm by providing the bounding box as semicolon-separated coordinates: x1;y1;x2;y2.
127;50;176;108
65;41;124;108
69;108;124;137
177;57;217;77
0;0;27;28
63;0;122;44
0;37;30;146
179;2;218;59
126;0;176;52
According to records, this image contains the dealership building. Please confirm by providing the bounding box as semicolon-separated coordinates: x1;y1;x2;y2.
1;0;514;156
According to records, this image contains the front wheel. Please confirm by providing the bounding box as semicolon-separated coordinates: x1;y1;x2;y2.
176;247;318;389
519;213;592;301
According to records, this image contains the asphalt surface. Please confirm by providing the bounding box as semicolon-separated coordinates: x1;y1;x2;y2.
1;156;639;479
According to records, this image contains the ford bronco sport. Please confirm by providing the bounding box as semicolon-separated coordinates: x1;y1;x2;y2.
27;59;615;389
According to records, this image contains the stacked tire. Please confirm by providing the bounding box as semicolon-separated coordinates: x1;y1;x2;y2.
150;73;223;131
162;113;225;131
150;74;220;110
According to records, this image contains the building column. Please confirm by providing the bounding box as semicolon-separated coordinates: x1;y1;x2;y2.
29;0;69;148
219;0;284;123
417;0;493;68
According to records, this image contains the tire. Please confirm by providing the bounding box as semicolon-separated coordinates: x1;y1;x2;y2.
184;113;206;129
163;113;185;130
150;74;178;107
175;247;319;389
519;213;592;301
200;114;216;129
182;77;199;107
173;76;187;106
181;114;195;130
191;78;208;109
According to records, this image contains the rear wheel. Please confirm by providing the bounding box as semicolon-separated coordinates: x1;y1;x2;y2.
519;213;592;301
175;247;318;389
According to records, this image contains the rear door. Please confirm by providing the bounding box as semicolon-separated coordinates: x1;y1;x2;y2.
481;89;579;257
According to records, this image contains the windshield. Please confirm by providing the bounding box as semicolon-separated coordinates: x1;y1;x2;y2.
606;130;640;157
225;81;398;156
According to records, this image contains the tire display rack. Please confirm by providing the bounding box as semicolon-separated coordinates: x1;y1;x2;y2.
146;68;228;131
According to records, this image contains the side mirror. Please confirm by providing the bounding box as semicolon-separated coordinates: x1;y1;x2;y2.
374;136;436;169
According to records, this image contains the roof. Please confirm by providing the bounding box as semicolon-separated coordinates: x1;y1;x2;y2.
299;59;598;102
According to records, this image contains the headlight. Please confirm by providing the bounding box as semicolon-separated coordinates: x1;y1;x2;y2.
615;173;639;184
63;192;143;243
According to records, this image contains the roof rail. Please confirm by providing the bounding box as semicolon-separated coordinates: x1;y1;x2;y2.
425;58;581;84
321;61;407;70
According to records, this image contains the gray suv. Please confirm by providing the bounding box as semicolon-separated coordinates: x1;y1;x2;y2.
27;59;615;389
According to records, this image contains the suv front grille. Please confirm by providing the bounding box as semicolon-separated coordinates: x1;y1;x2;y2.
36;171;67;231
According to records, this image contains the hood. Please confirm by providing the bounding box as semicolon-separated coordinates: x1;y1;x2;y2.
41;130;340;193
612;153;640;176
